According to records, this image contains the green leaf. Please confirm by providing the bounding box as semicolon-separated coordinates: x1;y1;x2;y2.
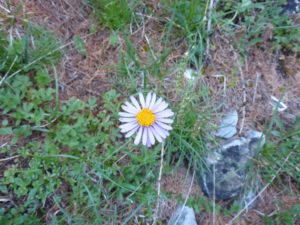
35;69;52;86
0;127;13;135
73;35;87;56
2;119;9;126
88;97;97;110
109;31;119;46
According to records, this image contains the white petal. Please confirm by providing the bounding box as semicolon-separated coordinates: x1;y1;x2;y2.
142;127;148;146
151;97;163;110
150;126;162;143
125;101;139;113
145;93;152;108
139;93;146;108
156;121;172;130
119;117;136;123
120;121;138;133
122;104;138;114
162;129;170;138
130;96;141;110
152;124;168;139
156;118;173;124
119;112;135;117
149;93;157;109
148;127;155;145
153;101;168;113
125;126;139;138
156;109;174;118
121;126;138;134
147;138;152;147
134;127;143;145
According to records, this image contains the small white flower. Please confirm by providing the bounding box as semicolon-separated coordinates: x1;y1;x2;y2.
119;92;174;147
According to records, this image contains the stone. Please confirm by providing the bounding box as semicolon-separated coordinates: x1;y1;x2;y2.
199;130;265;200
239;187;258;210
183;68;197;81
246;130;265;153
215;111;238;139
282;0;299;15
168;205;197;225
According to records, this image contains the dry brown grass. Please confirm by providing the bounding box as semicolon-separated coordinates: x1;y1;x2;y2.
14;0;114;101
204;31;300;130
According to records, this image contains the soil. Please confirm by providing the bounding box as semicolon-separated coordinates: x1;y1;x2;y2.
2;0;300;224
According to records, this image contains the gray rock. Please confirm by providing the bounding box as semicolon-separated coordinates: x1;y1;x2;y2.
282;0;299;15
200;130;265;200
239;185;258;210
168;205;197;225
183;68;197;81
215;111;238;139
246;130;265;154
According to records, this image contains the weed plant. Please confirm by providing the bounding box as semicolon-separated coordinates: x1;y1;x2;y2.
166;79;215;170
216;0;300;53
260;114;300;224
0;25;61;74
162;0;207;34
87;0;140;30
0;26;158;224
161;0;208;69
261;114;300;185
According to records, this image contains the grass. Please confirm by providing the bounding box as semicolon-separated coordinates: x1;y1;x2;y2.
0;24;159;224
87;0;140;30
216;0;300;53
260;118;300;225
1;0;300;224
166;79;215;170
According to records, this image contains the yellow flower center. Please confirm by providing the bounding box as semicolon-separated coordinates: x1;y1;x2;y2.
136;108;155;127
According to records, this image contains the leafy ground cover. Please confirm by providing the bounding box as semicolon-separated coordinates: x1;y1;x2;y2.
0;0;299;224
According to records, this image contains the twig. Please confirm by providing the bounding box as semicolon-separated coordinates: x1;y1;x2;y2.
144;34;157;61
0;196;11;202
134;12;181;30
205;0;216;62
135;12;160;21
0;4;11;13
32;117;58;129
225;151;293;225
212;74;227;97
0;143;8;148
213;164;216;225
62;0;85;20
0;56;18;86
52;64;60;112
173;170;196;225
127;170;154;200
137;12;146;39
121;204;144;225
218;35;247;134
0;155;20;162
252;72;260;103
152;142;165;225
233;52;247;135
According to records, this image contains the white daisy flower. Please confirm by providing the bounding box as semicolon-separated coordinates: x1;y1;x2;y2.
119;92;174;147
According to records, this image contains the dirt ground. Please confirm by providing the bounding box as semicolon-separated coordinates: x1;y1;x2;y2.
4;0;300;224
14;0;300;119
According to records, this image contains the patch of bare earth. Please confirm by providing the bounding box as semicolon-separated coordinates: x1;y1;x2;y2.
16;0;114;101
205;32;300;129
